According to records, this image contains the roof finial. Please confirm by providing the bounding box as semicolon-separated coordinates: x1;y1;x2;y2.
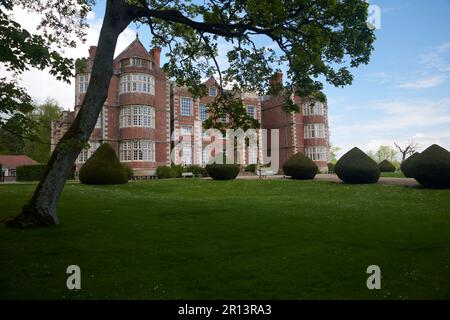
136;32;139;40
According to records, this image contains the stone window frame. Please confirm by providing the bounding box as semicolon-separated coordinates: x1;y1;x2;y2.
119;73;155;95
305;146;327;161
303;102;324;116
180;97;192;116
304;123;326;139
120;105;155;129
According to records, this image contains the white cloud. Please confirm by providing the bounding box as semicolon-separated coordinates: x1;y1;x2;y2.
395;75;446;89
331;98;450;157
2;7;136;109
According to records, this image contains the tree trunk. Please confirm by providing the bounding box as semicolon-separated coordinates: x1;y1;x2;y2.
7;0;133;228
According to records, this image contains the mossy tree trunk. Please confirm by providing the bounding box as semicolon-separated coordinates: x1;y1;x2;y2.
8;1;135;228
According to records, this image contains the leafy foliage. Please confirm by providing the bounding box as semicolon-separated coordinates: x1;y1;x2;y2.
79;143;129;185
157;166;178;179
412;145;450;189
335;147;380;184
16;164;46;181
282;152;318;180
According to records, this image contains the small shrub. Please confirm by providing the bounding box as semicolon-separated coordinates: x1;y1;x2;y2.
335;147;380;184
157;166;178;179
205;153;239;180
171;164;183;178
79;143;128;185
282;152;318;180
400;152;420;178
412;144;450;189
378;159;396;172
245;164;256;173
16;164;46;181
122;164;134;180
185;165;208;177
327;162;335;173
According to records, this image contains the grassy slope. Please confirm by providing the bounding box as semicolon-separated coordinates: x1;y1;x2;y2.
0;179;449;299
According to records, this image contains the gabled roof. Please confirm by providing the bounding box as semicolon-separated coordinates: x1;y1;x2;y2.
0;155;38;169
114;35;153;62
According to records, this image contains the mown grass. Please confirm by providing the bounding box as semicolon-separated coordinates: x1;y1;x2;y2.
381;172;406;178
0;179;449;299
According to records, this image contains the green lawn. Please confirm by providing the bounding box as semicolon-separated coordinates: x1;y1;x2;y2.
381;172;406;178
1;179;450;299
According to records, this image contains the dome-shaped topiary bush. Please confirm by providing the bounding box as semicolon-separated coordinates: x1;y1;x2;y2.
334;147;380;184
205;153;240;180
400;152;420;178
79;143;128;185
282;152;318;180
378;159;396;172
411;144;450;189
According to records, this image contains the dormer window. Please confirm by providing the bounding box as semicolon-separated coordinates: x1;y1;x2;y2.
121;57;152;69
209;87;217;97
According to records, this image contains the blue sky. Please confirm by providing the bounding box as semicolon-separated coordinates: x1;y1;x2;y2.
11;0;450;158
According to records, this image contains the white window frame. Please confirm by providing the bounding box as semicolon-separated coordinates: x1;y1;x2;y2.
120;140;155;162
182;146;193;165
209;87;217;97
79;74;90;93
181;125;192;136
199;104;208;121
77;142;100;163
305;146;327;161
119;73;155;95
247;146;258;164
304;123;325;139
120;105;155;128
180;97;192;116
246;105;256;119
303;102;324;116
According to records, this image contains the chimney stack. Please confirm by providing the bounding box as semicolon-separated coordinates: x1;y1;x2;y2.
270;71;283;85
150;47;161;67
88;46;97;60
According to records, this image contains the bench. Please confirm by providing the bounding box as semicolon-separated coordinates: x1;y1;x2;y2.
182;172;194;178
258;168;276;178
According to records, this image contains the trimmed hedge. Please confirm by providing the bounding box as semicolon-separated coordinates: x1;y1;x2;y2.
335;147;380;184
283;152;318;180
185;165;208;177
400;152;420;178
157;166;178;179
245;164;256;173
16;164;46;181
205;153;240;180
378;159;396;172
171;164;183;178
412;144;450;189
79;143;128;185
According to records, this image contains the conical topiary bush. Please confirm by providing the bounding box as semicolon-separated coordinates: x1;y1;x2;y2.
378;159;396;172
79;143;128;185
335;147;380;184
400;152;420;178
412;144;450;189
283;152;318;180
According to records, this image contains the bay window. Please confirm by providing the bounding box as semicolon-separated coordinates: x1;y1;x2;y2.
305;146;327;161
119;73;155;95
120;105;154;128
120;140;155;161
304;123;326;139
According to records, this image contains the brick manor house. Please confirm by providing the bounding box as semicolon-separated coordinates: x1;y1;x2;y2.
51;37;330;176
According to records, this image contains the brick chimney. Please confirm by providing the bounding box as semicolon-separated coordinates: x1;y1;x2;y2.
88;46;97;60
150;47;161;67
269;71;283;86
